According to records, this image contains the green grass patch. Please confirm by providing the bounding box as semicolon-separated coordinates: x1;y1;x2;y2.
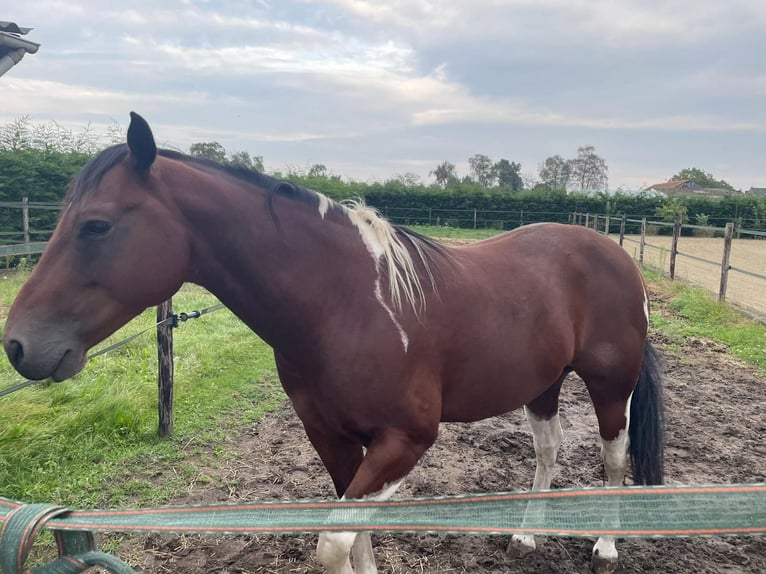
0;273;282;507
648;278;766;372
410;224;503;241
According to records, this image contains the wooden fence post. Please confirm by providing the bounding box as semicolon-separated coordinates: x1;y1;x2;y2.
604;215;610;237
585;213;590;228
619;215;626;246
719;222;733;302
639;217;646;264
22;197;30;245
157;299;174;438
473;208;477;229
670;218;682;279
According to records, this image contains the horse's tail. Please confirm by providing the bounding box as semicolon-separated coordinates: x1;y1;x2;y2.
628;341;665;485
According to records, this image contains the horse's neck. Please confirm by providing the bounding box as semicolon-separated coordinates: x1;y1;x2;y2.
175;176;372;361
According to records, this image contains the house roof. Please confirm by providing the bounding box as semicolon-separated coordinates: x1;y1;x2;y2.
646;179;693;191
0;21;32;35
0;21;39;78
747;187;766;196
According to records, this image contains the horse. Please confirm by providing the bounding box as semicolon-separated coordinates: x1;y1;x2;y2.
3;112;664;574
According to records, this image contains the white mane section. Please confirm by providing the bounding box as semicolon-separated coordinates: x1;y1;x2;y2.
317;193;331;219
343;199;433;317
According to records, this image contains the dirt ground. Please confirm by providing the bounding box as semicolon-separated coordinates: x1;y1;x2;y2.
112;283;766;574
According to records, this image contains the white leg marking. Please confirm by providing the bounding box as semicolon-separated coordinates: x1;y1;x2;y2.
593;393;632;570
317;531;356;574
511;407;563;552
318;480;404;574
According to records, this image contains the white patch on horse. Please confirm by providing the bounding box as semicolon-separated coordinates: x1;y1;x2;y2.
511;408;564;551
375;279;409;352
317;193;331;219
592;392;633;566
318;479;404;574
343;199;432;316
643;288;650;324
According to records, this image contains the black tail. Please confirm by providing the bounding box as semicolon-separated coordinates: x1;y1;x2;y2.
629;341;665;485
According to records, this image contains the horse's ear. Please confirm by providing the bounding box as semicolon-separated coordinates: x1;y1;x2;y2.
127;112;157;173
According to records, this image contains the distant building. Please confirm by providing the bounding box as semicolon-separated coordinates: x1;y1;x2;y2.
0;21;40;78
646;179;702;192
746;187;766;197
646;179;733;199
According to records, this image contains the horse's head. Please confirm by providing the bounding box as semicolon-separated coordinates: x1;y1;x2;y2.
3;113;190;381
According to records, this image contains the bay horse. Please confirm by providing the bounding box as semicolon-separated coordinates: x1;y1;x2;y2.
3;113;664;574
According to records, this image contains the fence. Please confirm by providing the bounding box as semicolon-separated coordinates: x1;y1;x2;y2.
572;212;766;320
377;206;572;230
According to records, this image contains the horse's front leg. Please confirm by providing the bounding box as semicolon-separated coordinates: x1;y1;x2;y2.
316;426;437;574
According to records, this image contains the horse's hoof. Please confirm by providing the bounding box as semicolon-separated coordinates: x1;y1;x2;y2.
507;534;536;556
591;552;619;574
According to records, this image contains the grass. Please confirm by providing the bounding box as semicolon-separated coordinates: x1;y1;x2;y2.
0;243;764;511
409;224;502;241
644;268;766;372
0;272;283;507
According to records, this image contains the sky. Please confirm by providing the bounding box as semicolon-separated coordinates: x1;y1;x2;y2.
2;0;765;191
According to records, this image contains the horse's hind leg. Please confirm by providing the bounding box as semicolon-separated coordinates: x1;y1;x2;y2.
509;378;564;554
586;382;635;574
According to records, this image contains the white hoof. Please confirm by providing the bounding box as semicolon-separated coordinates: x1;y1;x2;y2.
591;540;619;574
507;534;536;555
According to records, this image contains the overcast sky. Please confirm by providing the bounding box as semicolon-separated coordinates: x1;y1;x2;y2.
3;1;765;190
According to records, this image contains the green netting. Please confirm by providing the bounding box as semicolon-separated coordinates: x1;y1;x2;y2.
2;484;764;541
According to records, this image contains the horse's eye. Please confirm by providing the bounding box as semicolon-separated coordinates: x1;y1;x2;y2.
80;220;112;238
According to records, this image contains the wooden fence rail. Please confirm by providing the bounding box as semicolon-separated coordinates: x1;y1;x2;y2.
571;212;765;316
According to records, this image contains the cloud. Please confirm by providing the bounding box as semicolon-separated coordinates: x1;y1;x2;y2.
2;0;765;190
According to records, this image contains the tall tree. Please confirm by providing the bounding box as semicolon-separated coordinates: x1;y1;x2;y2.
468;154;495;187
430;160;457;188
568;145;608;192
538;155;571;190
189;141;227;163
227;150;264;172
493;158;523;191
671;167;734;191
307;163;328;179
394;172;423;187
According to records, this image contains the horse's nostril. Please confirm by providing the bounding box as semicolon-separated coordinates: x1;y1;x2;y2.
6;339;24;368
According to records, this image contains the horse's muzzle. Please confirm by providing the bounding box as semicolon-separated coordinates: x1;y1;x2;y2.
3;329;86;382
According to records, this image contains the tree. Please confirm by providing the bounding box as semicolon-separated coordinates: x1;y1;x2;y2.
468;154;495;187
655;199;689;224
393;172;423;187
538;155;571;190
430;161;457;188
568;145;608;192
227;150;264;172
671;167;734;191
307;163;328;179
493;158;523;191
189;141;227;163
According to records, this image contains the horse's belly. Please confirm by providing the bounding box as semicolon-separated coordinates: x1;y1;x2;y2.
439;367;551;423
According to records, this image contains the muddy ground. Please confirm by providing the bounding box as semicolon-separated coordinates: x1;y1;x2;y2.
115;284;766;574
